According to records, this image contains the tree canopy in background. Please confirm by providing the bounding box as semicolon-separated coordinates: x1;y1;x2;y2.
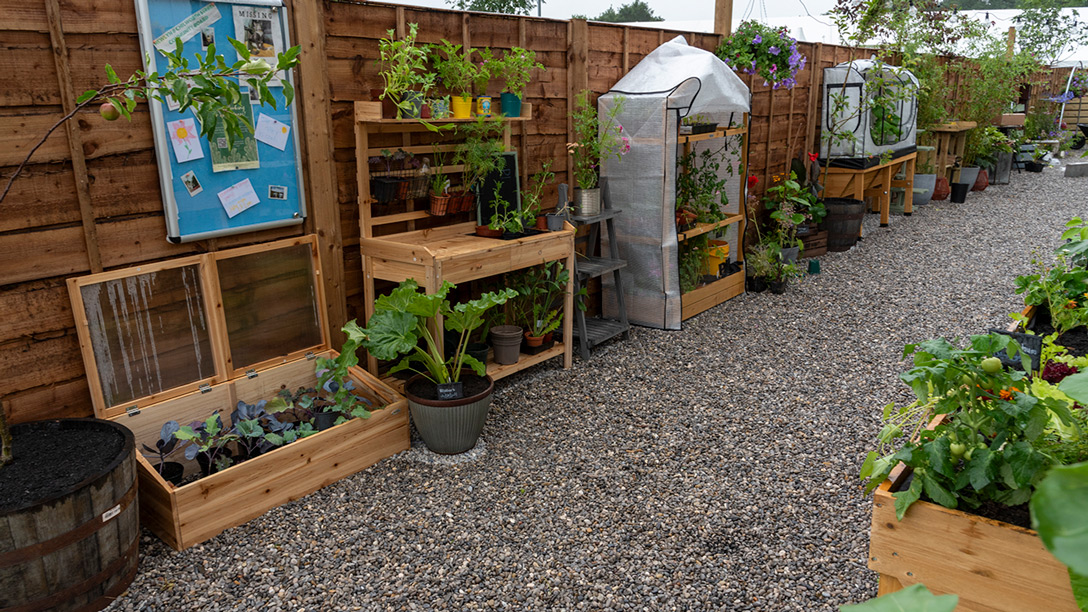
940;0;1087;7
1013;0;1088;65
572;0;663;22
447;0;538;15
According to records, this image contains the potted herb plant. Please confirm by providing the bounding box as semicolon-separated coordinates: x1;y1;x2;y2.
377;23;434;119
510;261;570;348
763;171;812;261
568;90;629;216
495;46;543;118
680;113;718;135
486;186;536;239
354;280;516;454
431;40;478;119
522;161;555;230
427;148;452;216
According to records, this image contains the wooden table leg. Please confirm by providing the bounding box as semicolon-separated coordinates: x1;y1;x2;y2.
903;156;915;216
879;165;891;227
854;174;865;239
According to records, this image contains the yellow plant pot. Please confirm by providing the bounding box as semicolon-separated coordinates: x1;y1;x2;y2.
450;94;472;119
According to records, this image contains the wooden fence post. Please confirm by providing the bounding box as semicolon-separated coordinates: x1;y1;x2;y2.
44;0;102;274
289;0;347;345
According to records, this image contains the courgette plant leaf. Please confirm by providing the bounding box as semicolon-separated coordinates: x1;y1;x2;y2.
839;583;958;612
1069;569;1088;611
893;475;923;521
1059;371;1088;405
1030;461;1088;577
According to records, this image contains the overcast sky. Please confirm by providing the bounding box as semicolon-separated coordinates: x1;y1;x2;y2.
389;0;839;25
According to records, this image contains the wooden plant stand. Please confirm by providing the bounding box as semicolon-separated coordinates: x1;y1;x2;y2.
869;463;1077;611
920;121;977;184
822;152;916;229
67;236;409;550
677;124;748;321
353;101;574;380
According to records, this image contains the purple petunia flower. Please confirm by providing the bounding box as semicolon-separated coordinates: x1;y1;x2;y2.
768;46;780;55
752;34;762;44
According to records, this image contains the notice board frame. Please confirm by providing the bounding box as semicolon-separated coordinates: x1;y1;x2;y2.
134;0;306;243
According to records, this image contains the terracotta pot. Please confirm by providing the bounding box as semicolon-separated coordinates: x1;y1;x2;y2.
535;215;548;230
931;176;951;201
475;225;503;238
972;168;989;192
524;332;544;347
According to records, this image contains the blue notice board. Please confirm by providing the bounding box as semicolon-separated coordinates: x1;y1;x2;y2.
135;0;305;243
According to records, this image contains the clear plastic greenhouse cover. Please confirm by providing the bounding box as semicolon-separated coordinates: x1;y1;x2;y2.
599;36;750;330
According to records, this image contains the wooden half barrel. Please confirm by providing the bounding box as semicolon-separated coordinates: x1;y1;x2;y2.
0;419;138;612
823;198;866;252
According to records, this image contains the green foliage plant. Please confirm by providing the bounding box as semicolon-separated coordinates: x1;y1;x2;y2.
377;23;435;118
1;38;300;206
588;0;663;22
839;583;958;612
678;234;709;293
446;0;537;16
521;161;555;216
311;323;375;422
455;115;506;193
495;47;544;98
1015;226;1088;339
487;186;534;233
676;142;732;224
1014;0;1088;67
763;172;812;250
353;280;517;387
175;412;239;473
568;90;629;190
430;40;479;99
859;333;1075;521
473;47;497;97
509;261;570;337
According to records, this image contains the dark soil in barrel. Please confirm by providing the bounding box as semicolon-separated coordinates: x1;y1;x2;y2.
0;421;125;513
1028;307;1088;357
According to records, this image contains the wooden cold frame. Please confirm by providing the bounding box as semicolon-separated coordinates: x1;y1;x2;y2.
353;101;575;381
67;235;409;550
677;121;748;321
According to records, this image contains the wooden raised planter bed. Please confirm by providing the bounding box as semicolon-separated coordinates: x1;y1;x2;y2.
68;236;408;550
869;463;1077;611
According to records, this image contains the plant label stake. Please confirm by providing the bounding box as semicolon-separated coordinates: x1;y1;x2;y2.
436;382;464;400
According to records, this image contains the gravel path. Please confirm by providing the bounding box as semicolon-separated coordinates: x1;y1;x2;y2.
108;159;1088;611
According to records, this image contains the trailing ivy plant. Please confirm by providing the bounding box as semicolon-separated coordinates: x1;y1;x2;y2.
0;38;301;206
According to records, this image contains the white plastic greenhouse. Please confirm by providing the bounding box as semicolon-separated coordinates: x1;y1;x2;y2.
599;36;751;330
821;59;919;167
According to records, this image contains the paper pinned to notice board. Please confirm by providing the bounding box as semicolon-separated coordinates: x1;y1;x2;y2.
153;4;221;54
254;113;290;150
233;5;285;84
217;178;260;218
167;117;204;163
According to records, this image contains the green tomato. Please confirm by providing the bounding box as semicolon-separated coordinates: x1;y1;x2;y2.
950;442;966;458
981;357;1003;375
960;374;975;387
964;447;975;461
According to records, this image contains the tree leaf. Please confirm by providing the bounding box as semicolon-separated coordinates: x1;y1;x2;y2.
838;583;958;612
1030;461;1088;576
105;63;119;84
282;80;295;107
76;89;98;104
229;37;250;61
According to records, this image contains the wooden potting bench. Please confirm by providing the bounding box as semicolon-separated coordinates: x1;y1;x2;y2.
353;101;575;381
822;152;917;229
919;121;977;184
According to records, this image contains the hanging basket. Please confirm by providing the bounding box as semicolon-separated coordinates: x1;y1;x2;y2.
429;193;451;216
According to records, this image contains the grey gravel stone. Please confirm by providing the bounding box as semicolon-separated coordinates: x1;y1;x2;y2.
106;157;1088;611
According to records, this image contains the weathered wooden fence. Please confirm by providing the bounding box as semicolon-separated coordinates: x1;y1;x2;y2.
0;0;1069;425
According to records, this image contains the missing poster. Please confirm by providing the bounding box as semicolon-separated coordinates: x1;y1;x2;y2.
232;6;285;85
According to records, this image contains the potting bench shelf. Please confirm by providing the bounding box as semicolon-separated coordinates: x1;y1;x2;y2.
355;101;574;378
383;342;567;391
681;269;745;320
677;126;746;144
674;115;748;324
920;121;976;184
676;213;745;242
823;152;917;228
